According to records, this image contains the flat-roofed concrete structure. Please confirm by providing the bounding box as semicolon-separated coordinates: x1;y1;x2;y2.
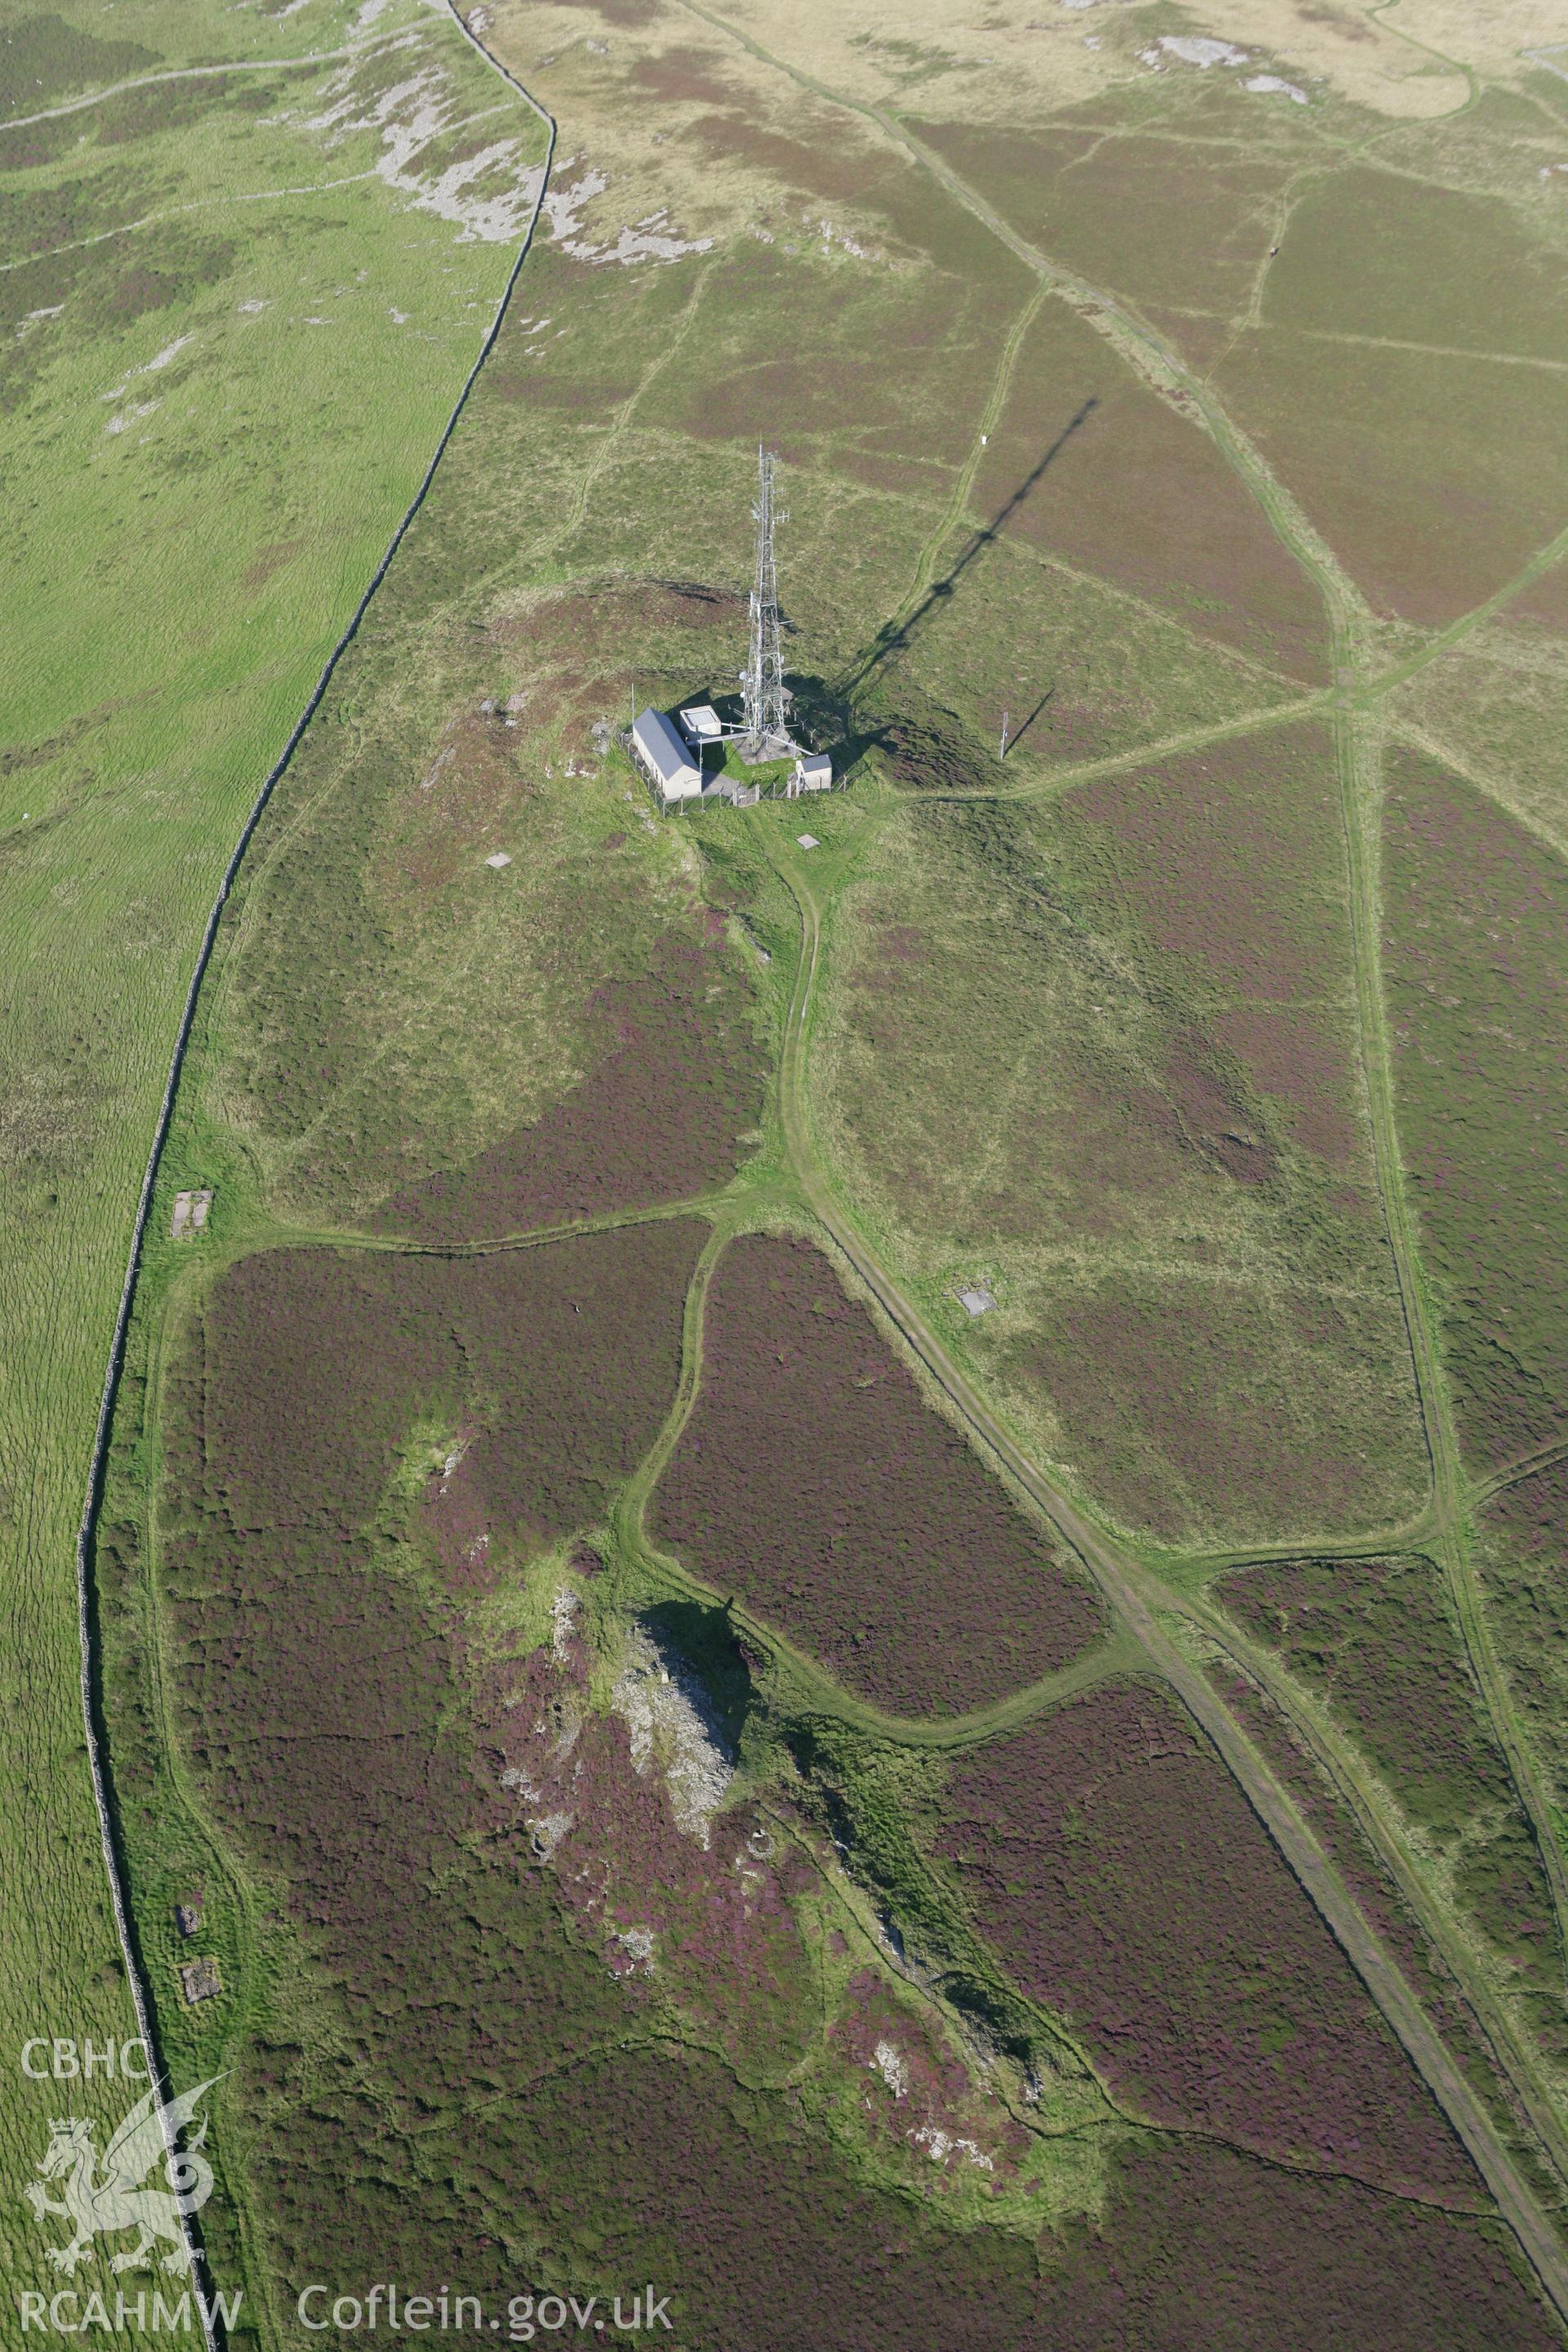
632;707;702;802
679;704;724;742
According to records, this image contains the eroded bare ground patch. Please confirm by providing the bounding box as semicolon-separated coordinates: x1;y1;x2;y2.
167;1421;1067;2333
482;1615;1077;2220
651;1233;1105;1716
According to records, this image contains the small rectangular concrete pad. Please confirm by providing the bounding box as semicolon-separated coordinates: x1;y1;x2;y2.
956;1285;997;1317
796;834;819;850
170;1189;212;1241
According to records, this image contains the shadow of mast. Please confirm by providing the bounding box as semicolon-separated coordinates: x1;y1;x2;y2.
838;394;1098;703
1003;685;1056;759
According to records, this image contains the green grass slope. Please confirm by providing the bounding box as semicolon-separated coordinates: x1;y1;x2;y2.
0;0;547;2321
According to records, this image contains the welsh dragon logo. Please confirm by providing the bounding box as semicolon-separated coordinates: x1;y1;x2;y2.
24;2078;220;2277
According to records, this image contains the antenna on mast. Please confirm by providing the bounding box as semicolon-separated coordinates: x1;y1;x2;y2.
739;444;792;759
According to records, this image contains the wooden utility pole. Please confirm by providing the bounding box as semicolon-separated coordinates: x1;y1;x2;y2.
999;710;1010;760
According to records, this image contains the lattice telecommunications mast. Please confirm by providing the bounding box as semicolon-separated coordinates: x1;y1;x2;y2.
739;443;793;758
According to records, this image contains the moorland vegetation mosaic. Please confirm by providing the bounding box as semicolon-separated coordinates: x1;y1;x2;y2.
7;0;1568;2342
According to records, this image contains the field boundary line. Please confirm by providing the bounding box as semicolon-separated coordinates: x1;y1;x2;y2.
237;1190;730;1261
1178;1517;1446;1579
69;21;555;2346
123;1272;291;2348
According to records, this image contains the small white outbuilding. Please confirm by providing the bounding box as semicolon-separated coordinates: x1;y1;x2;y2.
789;751;832;794
632;707;702;802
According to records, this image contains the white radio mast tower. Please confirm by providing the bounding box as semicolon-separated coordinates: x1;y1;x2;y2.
739;444;791;757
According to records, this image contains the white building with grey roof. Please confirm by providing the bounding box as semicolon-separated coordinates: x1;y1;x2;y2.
631;707;702;802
